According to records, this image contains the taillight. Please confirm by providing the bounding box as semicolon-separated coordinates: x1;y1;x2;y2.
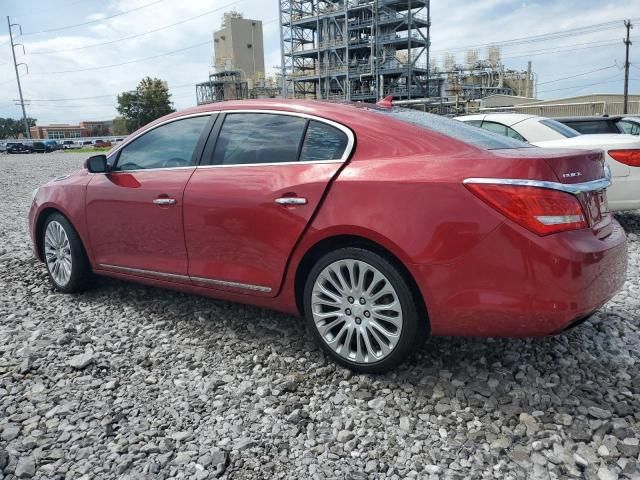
609;149;640;167
465;183;588;236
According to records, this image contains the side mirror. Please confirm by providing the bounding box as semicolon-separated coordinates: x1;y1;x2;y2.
85;154;109;173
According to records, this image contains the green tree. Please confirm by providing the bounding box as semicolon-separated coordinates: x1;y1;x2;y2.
116;77;175;132
112;117;129;136
0;117;37;139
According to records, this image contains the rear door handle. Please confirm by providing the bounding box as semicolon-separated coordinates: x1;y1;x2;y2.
275;197;307;206
153;198;176;205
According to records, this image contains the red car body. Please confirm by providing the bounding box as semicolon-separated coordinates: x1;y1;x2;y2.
29;100;627;338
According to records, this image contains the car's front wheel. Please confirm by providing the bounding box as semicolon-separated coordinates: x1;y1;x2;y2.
304;247;424;373
42;213;93;293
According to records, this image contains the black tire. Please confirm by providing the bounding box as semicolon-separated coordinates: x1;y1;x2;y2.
41;212;94;293
303;247;424;373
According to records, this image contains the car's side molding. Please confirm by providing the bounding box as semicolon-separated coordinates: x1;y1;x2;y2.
98;263;272;293
463;173;612;195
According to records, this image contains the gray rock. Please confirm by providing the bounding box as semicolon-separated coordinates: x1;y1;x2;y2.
15;456;36;478
597;466;618;480
587;406;612;419
337;430;355;443
68;352;94;370
0;448;8;470
1;425;20;441
367;397;386;410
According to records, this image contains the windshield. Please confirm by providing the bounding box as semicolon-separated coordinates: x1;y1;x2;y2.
539;119;581;138
379;108;532;150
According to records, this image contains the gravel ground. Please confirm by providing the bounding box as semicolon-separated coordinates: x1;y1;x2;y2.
1;152;639;480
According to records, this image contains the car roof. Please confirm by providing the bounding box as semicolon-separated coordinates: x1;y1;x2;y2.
555;115;623;122
455;113;540;127
143;99;400;132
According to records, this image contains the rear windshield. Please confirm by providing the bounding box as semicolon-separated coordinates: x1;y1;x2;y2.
379;109;532;150
539;119;581;138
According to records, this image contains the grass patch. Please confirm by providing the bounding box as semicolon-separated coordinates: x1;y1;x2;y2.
64;147;111;153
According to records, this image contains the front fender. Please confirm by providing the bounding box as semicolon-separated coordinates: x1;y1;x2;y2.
29;171;92;263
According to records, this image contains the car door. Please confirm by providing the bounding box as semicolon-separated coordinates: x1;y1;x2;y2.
86;114;214;279
183;111;353;296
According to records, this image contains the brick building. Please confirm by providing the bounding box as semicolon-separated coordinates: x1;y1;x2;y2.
30;119;114;139
30;124;90;139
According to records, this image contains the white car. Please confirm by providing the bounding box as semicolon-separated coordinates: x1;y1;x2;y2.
455;113;640;211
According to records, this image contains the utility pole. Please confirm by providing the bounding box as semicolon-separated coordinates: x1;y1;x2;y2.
623;19;633;114
7;16;30;139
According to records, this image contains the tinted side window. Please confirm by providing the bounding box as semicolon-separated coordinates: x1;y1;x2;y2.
114;116;210;171
384;110;531;150
619;120;640;135
481;121;527;142
209;113;307;165
300;121;349;161
563;120;617;135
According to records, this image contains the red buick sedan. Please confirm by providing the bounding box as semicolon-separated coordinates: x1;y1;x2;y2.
29;100;627;372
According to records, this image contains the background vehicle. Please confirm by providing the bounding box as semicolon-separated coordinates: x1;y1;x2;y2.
556;115;640;136
81;140;93;146
62;140;82;150
0;142;6;153
94;139;112;148
456;113;640;211
32;142;49;153
7;142;33;154
29;101;626;372
44;140;63;152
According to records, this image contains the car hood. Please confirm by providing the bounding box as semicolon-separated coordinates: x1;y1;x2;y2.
533;134;640;149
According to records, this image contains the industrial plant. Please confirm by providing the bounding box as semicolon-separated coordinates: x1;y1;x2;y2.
195;4;537;115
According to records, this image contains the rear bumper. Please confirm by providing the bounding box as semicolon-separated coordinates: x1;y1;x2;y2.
607;174;640;211
413;218;627;337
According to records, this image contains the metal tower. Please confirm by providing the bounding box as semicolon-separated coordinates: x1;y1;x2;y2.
279;0;432;102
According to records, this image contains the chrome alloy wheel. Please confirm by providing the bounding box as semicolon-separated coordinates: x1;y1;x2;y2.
44;221;72;286
311;259;403;364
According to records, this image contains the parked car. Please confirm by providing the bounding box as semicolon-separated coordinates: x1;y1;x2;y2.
44;140;63;152
7;142;33;154
555;115;640;136
32;142;48;153
455;113;640;211
94;139;112;148
62;140;82;150
29;101;626;372
0;142;7;153
81;140;93;146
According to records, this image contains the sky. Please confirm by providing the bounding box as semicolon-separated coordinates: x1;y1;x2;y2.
0;0;638;125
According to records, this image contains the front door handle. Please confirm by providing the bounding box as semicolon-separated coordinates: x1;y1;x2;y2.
153;198;176;205
275;197;307;206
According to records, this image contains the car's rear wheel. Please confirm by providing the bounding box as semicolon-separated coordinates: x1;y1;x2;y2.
303;247;422;373
42;213;93;293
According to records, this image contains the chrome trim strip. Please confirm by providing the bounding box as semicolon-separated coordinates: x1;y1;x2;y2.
196;159;343;169
196;108;356;168
99;264;190;282
89;166;196;175
191;276;272;293
98;264;272;293
463;176;611;195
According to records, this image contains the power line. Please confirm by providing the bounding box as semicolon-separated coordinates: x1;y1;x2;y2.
27;0;249;55
24;82;196;102
21;0;166;36
431;17;640;54
539;74;623;94
29;40;212;75
537;65;617;86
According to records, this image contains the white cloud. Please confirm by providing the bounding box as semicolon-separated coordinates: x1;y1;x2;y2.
0;0;637;124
